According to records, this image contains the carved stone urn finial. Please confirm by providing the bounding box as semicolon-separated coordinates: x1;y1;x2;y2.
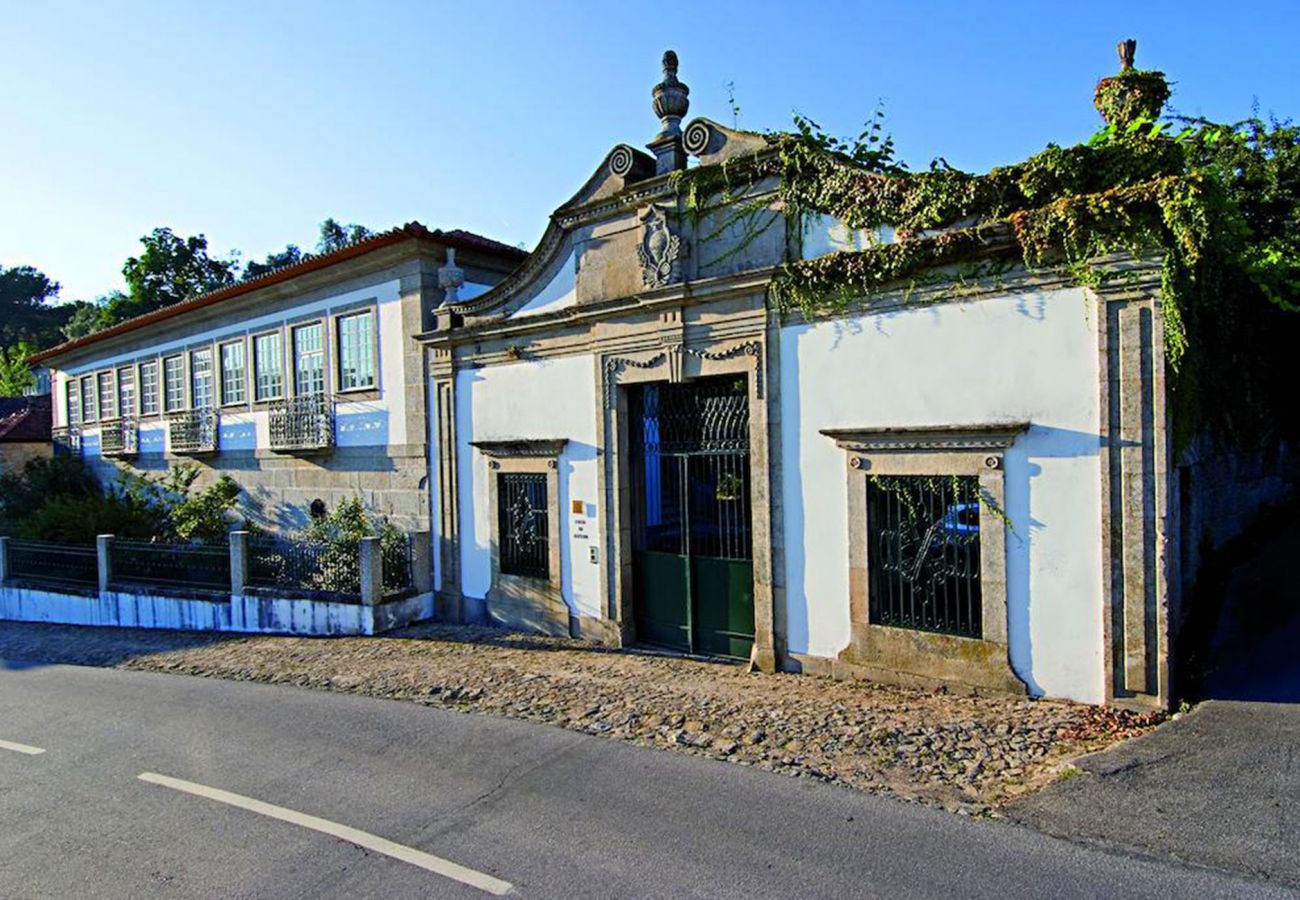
648;50;690;175
437;246;465;306
1117;38;1137;71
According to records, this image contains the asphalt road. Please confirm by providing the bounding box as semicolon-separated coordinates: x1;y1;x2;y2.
0;662;1289;899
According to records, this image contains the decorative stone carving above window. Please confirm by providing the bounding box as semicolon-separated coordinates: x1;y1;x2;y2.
469;438;568;459
820;422;1030;456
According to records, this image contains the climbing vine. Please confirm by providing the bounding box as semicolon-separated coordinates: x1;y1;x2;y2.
669;66;1300;450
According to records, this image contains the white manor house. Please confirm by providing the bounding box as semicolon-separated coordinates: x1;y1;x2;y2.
30;52;1296;708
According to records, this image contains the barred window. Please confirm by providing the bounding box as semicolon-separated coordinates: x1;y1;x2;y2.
80;376;97;423
292;322;325;397
867;475;982;639
140;360;159;416
97;371;115;420
253;331;283;401
65;380;80;426
163;356;185;412
191;348;214;409
220;341;246;405
117;367;135;418
336;310;376;391
498;473;549;578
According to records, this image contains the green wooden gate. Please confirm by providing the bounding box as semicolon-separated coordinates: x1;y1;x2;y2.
629;377;754;660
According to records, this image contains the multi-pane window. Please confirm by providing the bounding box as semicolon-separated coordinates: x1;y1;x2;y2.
190;348;214;409
140;360;160;416
65;380;80;426
220;341;246;405
336;310;376;391
97;371;116;420
163;356;185;412
292;322;325;397
253;332;284;401
80;376;97;423
117;367;136;418
867;475;983;639
497;473;549;578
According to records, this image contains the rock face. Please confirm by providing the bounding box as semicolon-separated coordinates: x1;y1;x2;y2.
0;621;1163;815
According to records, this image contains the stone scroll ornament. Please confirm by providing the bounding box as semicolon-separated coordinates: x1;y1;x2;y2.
636;205;683;288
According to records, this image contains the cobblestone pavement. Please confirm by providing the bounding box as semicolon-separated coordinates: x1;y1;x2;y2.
0;621;1162;815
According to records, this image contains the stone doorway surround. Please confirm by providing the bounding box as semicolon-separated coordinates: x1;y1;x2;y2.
600;332;777;672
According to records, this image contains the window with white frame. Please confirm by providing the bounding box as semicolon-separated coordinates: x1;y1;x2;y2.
253;331;283;401
97;371;116;420
336;310;376;391
118;367;136;418
140;360;159;416
80;376;96;423
66;380;80;426
292;322;325;396
220;340;246;405
191;348;214;409
163;356;185;412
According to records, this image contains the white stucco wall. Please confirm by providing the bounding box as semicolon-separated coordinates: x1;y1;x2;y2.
50;278;406;449
453;355;602;617
779;287;1104;703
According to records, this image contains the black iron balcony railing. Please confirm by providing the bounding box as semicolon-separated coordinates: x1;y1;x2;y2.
167;409;218;454
100;418;139;457
269;395;334;452
51;425;81;455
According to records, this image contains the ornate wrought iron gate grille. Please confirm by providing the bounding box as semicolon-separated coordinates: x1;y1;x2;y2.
867;475;983;638
498;473;549;578
629;377;754;659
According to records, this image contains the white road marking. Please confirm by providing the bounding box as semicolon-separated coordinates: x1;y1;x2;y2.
0;738;46;755
137;772;514;895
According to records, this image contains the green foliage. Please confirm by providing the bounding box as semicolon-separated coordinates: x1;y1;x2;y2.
315;218;373;254
122;227;238;313
0;456;244;544
242;244;304;280
0;264;80;351
0;341;37;395
674;66;1300;451
302;496;408;593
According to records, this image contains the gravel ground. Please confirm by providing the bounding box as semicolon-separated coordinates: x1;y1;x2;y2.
0;621;1163;815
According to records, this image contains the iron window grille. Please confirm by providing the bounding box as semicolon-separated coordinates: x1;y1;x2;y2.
867;475;983;639
100;418;139;457
168;409;218;454
498;472;549;578
269;394;334;452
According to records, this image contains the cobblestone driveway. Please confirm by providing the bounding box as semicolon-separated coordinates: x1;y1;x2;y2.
0;621;1161;814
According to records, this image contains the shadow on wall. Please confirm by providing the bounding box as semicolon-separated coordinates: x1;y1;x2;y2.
336;410;389;447
560;440;599;617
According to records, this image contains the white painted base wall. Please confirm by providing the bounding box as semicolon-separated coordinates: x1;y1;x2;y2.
0;584;434;636
779;287;1105;704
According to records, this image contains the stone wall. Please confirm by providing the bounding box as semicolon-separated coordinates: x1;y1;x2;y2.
92;445;429;534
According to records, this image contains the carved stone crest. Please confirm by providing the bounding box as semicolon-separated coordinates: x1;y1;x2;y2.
636;205;682;288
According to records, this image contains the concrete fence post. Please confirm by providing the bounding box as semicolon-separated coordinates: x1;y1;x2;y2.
229;531;249;596
96;534;114;594
410;530;432;594
0;535;10;583
359;536;382;607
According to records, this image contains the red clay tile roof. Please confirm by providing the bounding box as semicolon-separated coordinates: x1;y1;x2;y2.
29;222;527;365
0;394;52;443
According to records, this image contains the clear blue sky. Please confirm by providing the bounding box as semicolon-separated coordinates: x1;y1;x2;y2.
3;1;1298;302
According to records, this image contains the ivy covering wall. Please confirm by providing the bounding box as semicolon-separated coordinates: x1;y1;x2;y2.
672;59;1300;452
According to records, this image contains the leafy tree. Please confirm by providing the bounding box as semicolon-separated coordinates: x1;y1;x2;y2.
242;244;304;280
0;341;37;395
0;264;79;349
302;495;406;592
316;218;373;254
60;295;120;340
122;227;238;313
